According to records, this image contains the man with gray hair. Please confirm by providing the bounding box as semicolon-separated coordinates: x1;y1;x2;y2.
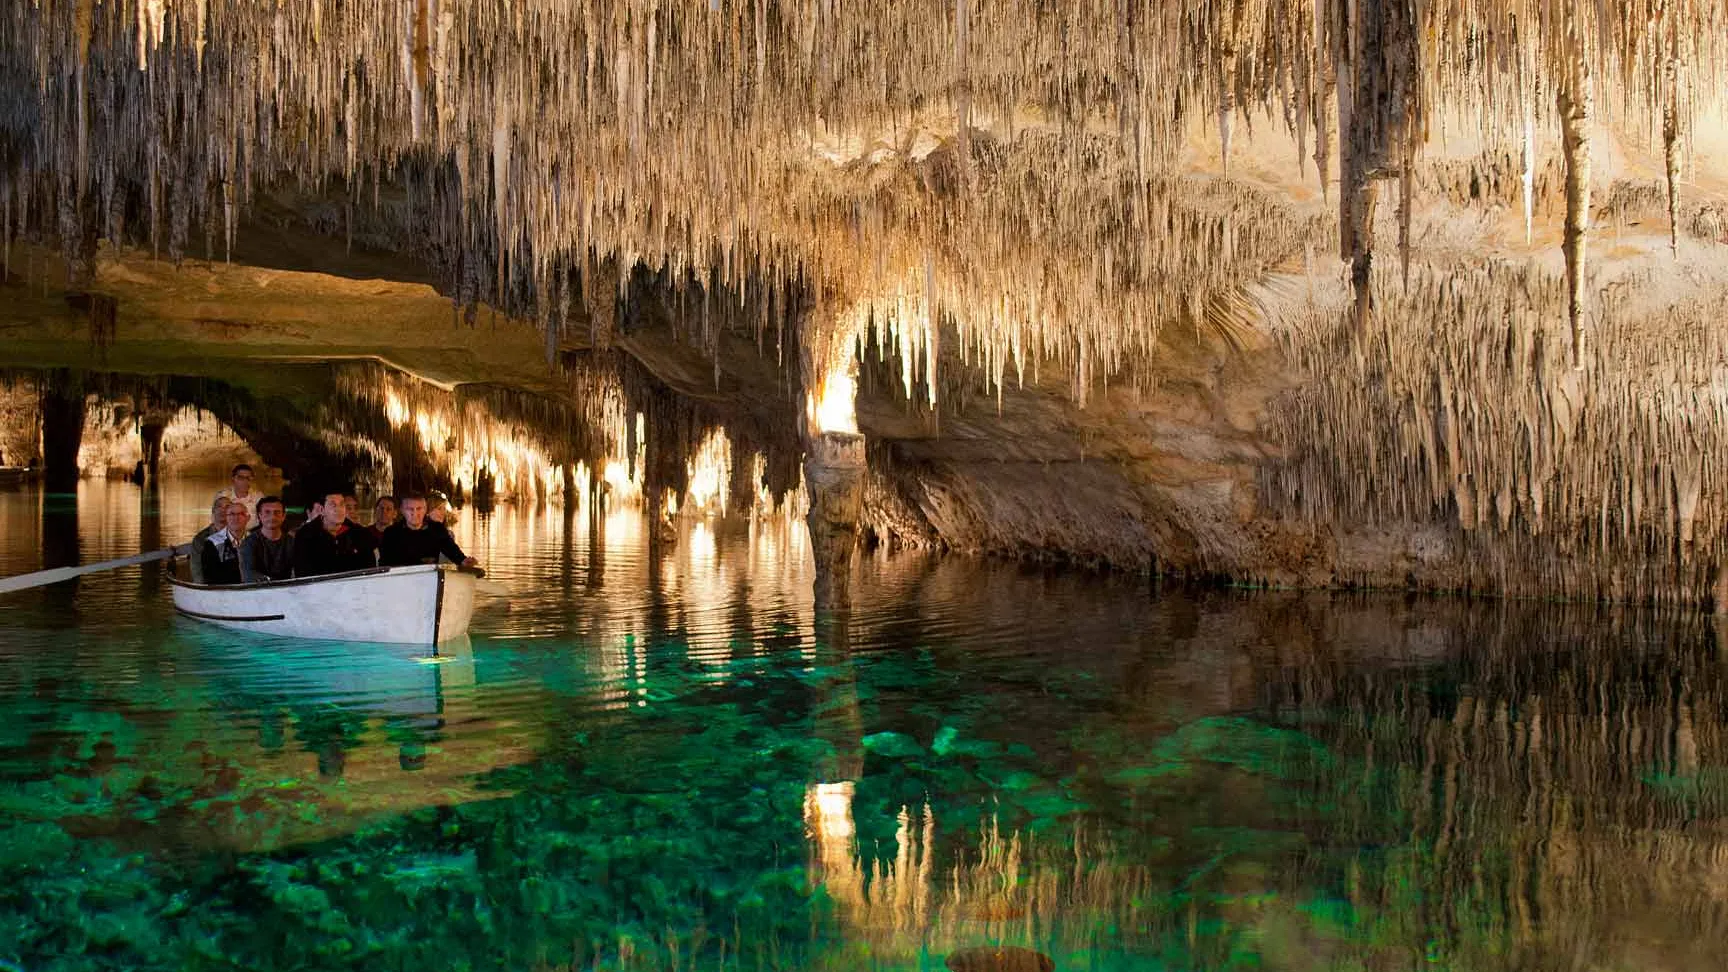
189;495;231;584
199;503;251;586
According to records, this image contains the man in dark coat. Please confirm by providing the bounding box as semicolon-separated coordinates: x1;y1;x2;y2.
199;503;251;585
292;491;378;577
380;494;477;568
240;496;295;582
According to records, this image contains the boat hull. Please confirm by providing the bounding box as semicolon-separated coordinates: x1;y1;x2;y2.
170;564;476;644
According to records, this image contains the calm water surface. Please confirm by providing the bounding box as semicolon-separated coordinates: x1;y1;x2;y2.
1;479;1725;971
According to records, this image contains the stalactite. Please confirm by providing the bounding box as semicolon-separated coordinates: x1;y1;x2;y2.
0;0;1723;413
1661;21;1682;260
1558;18;1593;371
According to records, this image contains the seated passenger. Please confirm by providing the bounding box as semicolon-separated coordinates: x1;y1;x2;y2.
342;491;379;565
239;496;294;583
380;494;478;568
369;496;399;543
189;496;231;584
427;491;455;525
215;463;261;521
199;503;251;585
292;491;377;577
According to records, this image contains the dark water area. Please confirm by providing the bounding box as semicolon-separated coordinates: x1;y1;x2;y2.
3;478;1728;971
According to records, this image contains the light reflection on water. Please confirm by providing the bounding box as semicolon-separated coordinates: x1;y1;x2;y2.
2;479;1727;970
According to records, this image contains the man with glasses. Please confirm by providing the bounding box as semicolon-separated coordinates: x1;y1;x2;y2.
199;503;251;586
216;463;261;521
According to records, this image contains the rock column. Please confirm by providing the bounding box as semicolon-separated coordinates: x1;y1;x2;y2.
39;371;86;493
139;413;168;483
804;431;866;614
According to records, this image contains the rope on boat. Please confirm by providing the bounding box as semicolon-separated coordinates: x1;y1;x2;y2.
0;544;192;595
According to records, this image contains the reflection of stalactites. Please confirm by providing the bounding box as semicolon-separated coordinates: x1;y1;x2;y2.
805;781;862;914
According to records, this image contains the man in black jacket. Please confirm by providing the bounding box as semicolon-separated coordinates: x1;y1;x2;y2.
199;503;250;585
380;494;477;568
292;491;378;577
240;496;295;582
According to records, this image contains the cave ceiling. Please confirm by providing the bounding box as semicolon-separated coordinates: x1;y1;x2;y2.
3;0;1727;409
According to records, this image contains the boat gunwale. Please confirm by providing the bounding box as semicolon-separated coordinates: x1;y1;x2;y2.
167;563;439;593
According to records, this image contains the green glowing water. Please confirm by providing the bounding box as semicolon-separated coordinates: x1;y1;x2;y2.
2;480;1725;971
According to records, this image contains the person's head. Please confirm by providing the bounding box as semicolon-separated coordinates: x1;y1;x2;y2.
427;493;449;523
343;493;359;520
400;494;428;529
374;496;399;528
230;463;255;495
256;496;286;535
209;496;231;528
320;492;348;530
222;504;251;537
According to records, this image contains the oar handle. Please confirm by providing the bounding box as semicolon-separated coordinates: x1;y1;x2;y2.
0;543;193;596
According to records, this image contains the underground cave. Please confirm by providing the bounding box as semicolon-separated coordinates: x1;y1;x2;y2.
4;1;1728;969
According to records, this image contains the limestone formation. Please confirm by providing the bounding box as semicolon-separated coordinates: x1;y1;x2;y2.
5;0;1728;601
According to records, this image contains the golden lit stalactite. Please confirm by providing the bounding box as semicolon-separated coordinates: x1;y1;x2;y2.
1558;11;1593;370
1311;0;1333;201
683;428;732;515
1660;2;1683;260
1217;0;1240;175
802;299;863;439
1519;49;1536;247
1336;0;1421;332
9;0;1728;432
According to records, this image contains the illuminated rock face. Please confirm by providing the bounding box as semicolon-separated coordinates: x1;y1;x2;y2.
5;1;1728;601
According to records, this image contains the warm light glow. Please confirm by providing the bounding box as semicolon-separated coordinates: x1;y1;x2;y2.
683;429;732;514
807;356;860;435
345;364;626;505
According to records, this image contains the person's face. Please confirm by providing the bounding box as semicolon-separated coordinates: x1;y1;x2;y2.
232;468;255;494
224;506;250;535
257;502;285;533
400;499;427;529
321;494;348;529
211;499;231;527
343;496;358;519
375;499;398;527
428;504;446;523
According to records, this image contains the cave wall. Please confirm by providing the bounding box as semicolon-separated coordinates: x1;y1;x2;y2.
851;218;1728;608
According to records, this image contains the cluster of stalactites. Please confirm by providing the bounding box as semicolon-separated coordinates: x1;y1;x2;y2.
3;0;1726;402
1263;242;1728;604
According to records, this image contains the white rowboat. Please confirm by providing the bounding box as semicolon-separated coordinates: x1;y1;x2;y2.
169;563;478;644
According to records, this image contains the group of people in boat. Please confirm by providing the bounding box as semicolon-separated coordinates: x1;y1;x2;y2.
188;464;477;585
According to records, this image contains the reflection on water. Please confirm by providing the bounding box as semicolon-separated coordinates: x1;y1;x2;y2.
3;479;1728;970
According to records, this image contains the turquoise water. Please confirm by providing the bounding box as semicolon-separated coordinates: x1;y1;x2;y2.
2;479;1726;970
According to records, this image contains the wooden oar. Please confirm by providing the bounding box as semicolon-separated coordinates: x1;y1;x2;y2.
0;544;192;596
